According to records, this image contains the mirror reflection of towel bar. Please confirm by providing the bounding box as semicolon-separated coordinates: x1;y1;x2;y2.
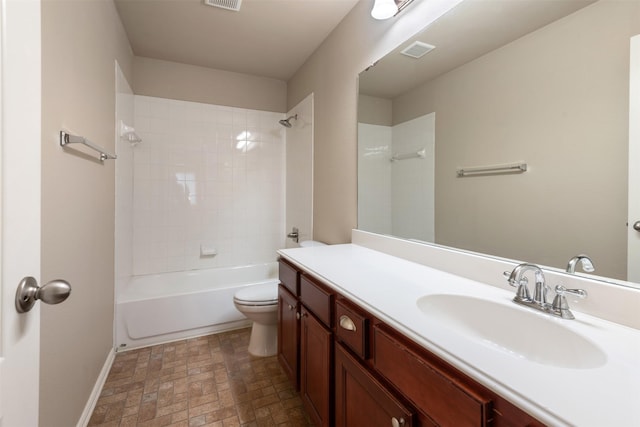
457;162;527;177
60;131;117;162
390;148;426;162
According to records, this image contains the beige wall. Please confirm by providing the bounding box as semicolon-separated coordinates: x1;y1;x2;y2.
287;0;459;243
133;56;287;112
41;0;133;425
358;94;392;126
392;0;640;279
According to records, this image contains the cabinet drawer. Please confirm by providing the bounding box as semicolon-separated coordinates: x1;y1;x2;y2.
300;275;333;326
279;259;299;296
335;300;368;359
374;326;492;427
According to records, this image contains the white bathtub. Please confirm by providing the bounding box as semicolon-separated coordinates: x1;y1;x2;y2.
115;262;279;350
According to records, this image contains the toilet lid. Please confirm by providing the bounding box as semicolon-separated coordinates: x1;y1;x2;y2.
234;282;278;305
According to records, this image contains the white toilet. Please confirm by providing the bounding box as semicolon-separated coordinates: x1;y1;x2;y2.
233;241;327;357
233;281;279;357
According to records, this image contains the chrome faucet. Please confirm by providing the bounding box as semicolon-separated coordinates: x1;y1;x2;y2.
566;254;595;274
504;263;587;319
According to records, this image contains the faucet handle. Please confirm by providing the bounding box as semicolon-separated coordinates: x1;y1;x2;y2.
503;270;528;285
555;285;588;299
503;271;531;302
552;285;587;319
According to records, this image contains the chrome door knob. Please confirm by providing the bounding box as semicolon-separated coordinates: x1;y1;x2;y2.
634;220;640;232
15;276;71;313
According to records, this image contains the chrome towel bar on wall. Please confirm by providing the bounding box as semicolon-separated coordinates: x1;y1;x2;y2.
60;130;117;162
456;162;527;177
390;148;426;162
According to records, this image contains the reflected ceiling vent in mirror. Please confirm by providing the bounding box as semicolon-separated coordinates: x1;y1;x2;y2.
401;41;436;59
203;0;242;12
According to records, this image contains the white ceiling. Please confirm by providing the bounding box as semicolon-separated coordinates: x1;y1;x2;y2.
114;0;360;81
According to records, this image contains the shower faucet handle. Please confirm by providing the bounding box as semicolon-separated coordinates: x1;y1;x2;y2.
287;227;299;243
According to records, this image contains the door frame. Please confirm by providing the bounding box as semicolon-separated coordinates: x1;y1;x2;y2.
629;34;640;283
0;0;42;425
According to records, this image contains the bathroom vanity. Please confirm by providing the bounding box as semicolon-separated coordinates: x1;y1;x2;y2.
277;238;640;427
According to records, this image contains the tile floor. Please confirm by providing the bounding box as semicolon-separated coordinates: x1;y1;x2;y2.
88;328;313;427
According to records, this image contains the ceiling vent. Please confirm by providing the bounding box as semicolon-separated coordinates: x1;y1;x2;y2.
203;0;242;12
401;41;436;59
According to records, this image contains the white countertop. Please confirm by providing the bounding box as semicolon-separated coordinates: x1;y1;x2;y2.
278;243;640;427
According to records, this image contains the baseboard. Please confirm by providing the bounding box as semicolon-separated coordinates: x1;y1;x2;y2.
76;348;116;427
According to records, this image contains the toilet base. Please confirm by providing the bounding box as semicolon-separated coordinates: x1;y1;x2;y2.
248;321;278;357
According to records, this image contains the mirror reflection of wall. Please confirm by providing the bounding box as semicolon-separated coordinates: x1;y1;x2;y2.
358;0;640;282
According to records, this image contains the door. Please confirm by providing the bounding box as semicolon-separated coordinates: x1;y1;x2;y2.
1;0;42;425
629;34;640;282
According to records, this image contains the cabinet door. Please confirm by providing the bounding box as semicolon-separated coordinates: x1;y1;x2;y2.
300;306;332;427
335;343;414;427
278;285;299;389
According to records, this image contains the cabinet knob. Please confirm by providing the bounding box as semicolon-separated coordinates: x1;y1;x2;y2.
287;304;295;311
339;315;357;332
296;312;301;320
391;417;405;427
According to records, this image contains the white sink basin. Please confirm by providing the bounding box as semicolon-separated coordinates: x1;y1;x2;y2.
416;294;607;369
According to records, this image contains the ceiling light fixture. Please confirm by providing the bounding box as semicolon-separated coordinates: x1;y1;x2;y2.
203;0;242;12
371;0;416;20
371;0;398;20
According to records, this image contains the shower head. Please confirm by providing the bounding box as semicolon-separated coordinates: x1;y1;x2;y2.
279;114;298;128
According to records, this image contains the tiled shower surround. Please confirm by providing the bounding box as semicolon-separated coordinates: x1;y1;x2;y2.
358;113;435;242
132;96;286;275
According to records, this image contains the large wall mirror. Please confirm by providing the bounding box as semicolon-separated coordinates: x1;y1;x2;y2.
357;0;640;288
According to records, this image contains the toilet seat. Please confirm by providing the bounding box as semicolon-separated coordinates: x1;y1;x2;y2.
233;282;278;306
